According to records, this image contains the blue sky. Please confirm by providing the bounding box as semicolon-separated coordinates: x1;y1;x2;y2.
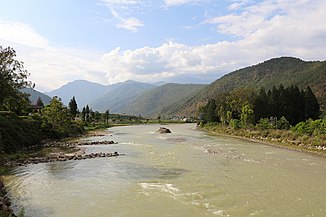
1;0;326;91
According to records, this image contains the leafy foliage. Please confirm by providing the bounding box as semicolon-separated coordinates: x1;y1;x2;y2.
292;119;326;136
0;46;33;114
41;97;84;138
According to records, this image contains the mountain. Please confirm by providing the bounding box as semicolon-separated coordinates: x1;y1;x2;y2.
90;80;156;113
123;83;206;117
173;57;326;116
46;80;108;107
20;88;52;105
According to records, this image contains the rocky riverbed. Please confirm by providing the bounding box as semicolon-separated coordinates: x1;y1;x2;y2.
2;140;121;167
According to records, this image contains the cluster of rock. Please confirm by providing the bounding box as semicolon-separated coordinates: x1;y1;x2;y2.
43;140;116;147
0;179;15;217
3;152;121;167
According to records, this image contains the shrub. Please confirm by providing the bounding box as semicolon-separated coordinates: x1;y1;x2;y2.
276;116;291;130
229;119;242;129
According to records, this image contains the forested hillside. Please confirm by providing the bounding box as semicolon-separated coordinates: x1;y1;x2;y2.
175;57;326;116
123;83;206;117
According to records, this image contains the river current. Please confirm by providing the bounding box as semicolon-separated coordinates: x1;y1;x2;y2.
4;124;326;217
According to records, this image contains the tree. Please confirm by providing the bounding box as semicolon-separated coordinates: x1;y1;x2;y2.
41;97;82;138
105;109;110;123
0;46;33;113
42;97;72;136
203;99;218;123
240;103;255;128
304;86;320;120
85;105;90;122
81;107;86;122
68;96;78;118
36;97;44;107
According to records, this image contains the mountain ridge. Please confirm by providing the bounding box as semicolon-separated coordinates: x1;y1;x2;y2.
172;57;326;116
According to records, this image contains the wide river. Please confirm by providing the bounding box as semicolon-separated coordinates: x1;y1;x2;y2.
4;124;326;217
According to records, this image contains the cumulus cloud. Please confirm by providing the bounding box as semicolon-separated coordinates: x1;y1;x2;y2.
2;0;326;91
102;0;326;84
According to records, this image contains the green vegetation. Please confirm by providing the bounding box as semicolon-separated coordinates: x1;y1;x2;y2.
199;84;325;154
176;57;326;116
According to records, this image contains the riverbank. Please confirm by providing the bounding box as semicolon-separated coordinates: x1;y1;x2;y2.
200;124;326;157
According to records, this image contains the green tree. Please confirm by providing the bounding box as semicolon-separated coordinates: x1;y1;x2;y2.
81;107;86;122
85;105;90;122
105;109;110;123
240;103;255;128
68;96;78;118
0;46;33;113
304;86;320;120
36;97;44;107
41;97;82;138
203;99;218;123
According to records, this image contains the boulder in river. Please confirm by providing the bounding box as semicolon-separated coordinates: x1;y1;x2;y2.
157;127;172;134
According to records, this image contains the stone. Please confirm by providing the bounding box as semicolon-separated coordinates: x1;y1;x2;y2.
157;127;172;133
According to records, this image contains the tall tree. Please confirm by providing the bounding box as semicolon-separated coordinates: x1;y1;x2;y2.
85;105;90;122
203;99;218;123
304;86;320;120
0;46;33;113
105;109;110;123
81;107;86;122
68;96;78;118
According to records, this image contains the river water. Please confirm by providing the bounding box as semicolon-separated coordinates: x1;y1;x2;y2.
4;124;326;217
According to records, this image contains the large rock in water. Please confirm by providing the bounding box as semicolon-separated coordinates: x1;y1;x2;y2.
157;127;172;133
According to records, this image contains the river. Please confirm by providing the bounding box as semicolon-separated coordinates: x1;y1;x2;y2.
3;124;326;217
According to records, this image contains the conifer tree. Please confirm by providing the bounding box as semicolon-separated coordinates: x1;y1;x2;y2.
304;86;320;120
68;96;78;118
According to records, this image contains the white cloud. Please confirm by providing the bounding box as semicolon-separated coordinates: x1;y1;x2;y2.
0;20;49;49
110;8;143;32
0;20;107;92
102;0;326;84
164;0;207;7
102;0;145;32
2;0;326;91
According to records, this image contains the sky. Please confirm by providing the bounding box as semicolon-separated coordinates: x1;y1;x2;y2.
0;0;326;92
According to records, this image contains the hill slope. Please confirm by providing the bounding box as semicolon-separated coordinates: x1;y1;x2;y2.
175;57;326;116
20;88;52;105
90;81;156;113
123;83;206;117
46;80;108;107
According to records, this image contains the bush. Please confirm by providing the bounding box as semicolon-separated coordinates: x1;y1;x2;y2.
292;118;326;136
257;118;270;129
276;116;291;130
229;119;242;129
